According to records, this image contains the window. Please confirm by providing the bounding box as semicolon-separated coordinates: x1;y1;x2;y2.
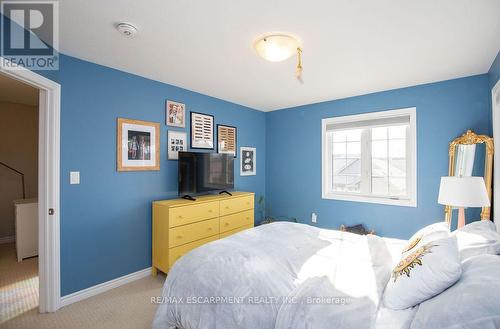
322;108;416;207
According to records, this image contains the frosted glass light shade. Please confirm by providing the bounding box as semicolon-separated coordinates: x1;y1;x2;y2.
254;34;300;62
438;176;490;207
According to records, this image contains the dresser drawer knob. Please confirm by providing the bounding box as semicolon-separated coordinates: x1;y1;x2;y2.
224;222;229;226
178;215;183;219
207;227;213;231
225;206;230;209
208;209;213;213
176;235;183;239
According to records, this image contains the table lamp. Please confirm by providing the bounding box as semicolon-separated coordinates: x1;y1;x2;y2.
438;176;490;228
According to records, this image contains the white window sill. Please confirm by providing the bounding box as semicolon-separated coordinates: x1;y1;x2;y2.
322;192;417;207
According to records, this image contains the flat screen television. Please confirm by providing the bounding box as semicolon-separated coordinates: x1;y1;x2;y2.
178;152;234;197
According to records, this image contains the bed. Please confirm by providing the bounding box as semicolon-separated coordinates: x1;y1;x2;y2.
152;221;500;329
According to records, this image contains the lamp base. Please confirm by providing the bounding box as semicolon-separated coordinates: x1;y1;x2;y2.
458;207;466;229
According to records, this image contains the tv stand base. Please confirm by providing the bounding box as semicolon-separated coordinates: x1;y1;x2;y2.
219;190;233;196
181;195;196;201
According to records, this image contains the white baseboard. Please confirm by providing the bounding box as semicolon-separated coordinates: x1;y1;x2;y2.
60;267;152;308
0;235;15;244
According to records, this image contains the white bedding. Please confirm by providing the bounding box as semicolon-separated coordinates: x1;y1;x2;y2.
152;222;414;329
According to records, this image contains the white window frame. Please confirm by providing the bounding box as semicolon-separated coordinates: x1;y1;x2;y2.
321;108;417;207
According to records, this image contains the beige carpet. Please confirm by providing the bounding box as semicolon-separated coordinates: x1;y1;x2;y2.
0;243;39;324
2;274;165;329
1;242;166;329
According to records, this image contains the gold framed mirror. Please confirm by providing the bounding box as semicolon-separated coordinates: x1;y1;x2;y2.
444;130;494;224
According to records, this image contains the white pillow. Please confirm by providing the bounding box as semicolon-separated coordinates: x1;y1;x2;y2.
383;236;461;310
400;222;450;254
411;254;500;329
451;220;500;261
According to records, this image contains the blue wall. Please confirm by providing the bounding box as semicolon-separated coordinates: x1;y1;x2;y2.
489;50;500;90
266;75;491;239
57;55;266;295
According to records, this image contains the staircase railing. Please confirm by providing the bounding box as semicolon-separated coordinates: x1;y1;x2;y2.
0;161;26;199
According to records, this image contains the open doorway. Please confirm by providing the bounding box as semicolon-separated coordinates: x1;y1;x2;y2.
0;74;40;322
0;59;61;317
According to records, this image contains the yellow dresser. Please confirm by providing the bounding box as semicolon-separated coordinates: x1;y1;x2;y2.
152;192;254;275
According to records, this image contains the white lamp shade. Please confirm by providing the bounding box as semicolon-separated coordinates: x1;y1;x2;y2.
438;176;490;207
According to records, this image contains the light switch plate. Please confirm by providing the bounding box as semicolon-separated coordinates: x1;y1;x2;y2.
311;212;317;223
70;171;80;185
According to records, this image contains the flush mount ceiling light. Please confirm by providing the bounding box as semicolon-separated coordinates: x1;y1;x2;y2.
254;34;303;81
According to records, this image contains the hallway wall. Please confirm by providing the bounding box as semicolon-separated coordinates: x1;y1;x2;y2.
0;102;39;238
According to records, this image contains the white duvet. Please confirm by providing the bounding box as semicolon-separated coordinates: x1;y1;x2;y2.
152;222;416;329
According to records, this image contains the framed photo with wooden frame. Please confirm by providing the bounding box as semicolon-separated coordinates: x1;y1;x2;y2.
165;100;186;128
217;124;237;157
117;118;160;171
190;111;214;149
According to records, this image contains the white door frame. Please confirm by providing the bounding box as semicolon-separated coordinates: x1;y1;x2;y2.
0;58;61;312
492;79;500;233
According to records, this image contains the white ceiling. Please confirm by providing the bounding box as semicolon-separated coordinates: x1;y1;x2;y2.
59;0;500;111
0;73;38;106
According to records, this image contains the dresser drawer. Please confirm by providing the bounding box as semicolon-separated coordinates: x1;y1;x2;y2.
220;195;254;216
169;218;219;248
169;202;219;227
220;209;254;233
220;224;253;239
169;234;219;269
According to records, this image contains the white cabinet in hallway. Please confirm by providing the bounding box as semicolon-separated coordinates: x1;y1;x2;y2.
14;198;38;262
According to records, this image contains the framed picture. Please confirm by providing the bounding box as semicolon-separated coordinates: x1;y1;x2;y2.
217;124;237;157
190;112;214;149
168;130;187;160
165;100;186;128
117;118;160;171
240;147;256;176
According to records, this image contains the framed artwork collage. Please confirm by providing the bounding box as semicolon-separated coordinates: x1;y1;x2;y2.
116;99;255;175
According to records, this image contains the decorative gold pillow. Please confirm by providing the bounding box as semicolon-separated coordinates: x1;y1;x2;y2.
384;237;461;310
393;243;435;282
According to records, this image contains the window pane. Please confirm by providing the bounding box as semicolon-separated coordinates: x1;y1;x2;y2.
345;129;362;142
389;177;406;195
372;140;387;158
372;177;388;195
332;142;346;155
333;175;360;192
372;127;387;140
333;158;346;174
389;158;406;177
332;175;346;191
343;158;361;175
389;125;407;139
389;139;406;158
372;158;388;176
345;175;361;192
331;128;362;191
332;131;347;142
346;141;360;156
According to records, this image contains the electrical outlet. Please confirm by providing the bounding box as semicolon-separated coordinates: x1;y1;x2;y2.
311;212;317;223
